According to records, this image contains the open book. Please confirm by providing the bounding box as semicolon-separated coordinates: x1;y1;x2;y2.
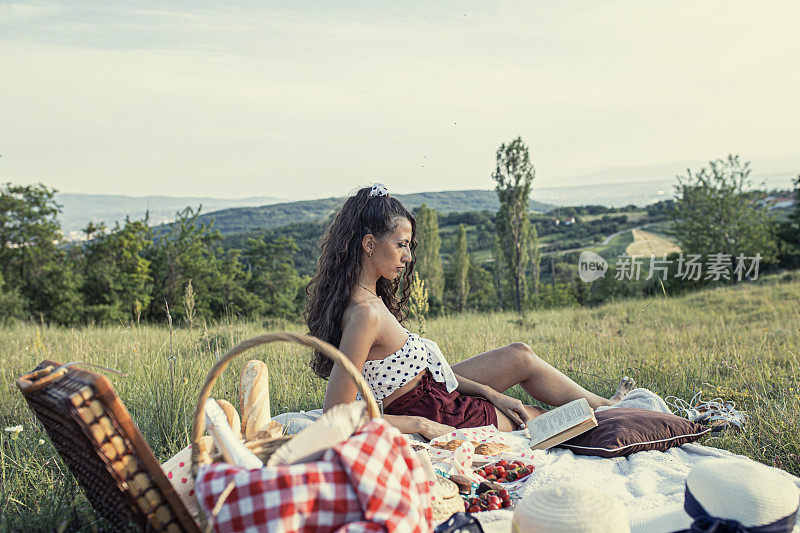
527;398;597;450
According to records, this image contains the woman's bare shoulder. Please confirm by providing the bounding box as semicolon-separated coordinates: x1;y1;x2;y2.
341;300;382;332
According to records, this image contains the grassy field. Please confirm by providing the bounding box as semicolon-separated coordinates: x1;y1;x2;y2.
591;229;635;260
2;274;799;530
579;209;649;223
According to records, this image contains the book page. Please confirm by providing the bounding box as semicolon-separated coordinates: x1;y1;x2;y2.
528;398;593;446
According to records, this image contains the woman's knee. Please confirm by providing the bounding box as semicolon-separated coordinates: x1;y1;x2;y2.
508;342;542;369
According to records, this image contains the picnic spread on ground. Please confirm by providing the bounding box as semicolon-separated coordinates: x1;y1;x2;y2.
268;388;800;532
16;333;800;533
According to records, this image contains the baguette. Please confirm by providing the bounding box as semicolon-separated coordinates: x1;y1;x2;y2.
204;399;262;469
215;399;242;441
240;360;271;441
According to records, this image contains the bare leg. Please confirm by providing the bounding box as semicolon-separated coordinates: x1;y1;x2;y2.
451;343;634;410
495;405;548;432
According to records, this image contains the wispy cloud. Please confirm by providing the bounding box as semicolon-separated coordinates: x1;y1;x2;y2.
1;1;798;198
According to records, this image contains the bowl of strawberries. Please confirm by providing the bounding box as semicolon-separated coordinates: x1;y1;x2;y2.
462;488;513;512
474;459;534;484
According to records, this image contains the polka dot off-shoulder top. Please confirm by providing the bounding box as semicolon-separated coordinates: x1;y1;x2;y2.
359;329;459;401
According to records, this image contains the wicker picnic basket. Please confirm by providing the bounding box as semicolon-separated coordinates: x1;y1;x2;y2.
16;360;200;532
189;331;381;480
17;332;446;531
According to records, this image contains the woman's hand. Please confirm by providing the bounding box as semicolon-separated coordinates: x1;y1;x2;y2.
416;417;458;441
488;392;530;430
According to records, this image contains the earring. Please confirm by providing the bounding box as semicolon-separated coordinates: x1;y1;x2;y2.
368;251;372;258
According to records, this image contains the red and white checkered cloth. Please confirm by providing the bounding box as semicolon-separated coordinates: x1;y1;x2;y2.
196;419;432;532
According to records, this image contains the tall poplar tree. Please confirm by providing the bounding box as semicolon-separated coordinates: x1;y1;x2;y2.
414;204;444;307
453;224;470;311
492;236;505;311
529;223;542;300
492;137;535;313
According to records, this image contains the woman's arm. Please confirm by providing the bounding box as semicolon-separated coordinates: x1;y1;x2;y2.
383;414;457;440
452;372;497;399
453;372;530;429
323;304;377;412
383;414;422;434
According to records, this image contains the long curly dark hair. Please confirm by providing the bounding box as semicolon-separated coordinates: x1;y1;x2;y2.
304;186;417;379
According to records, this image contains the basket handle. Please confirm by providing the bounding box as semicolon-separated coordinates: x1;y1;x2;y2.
190;332;380;467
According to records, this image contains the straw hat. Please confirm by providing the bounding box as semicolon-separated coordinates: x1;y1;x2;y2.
512;482;631;532
629;458;800;533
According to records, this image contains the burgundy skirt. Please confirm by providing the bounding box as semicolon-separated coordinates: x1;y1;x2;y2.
383;370;498;429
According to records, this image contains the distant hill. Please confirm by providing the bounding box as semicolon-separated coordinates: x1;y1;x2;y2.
535;173;798;208
177;190;557;236
57;193;284;238
547;155;800;186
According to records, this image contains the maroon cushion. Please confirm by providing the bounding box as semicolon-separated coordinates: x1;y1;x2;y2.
558;407;711;458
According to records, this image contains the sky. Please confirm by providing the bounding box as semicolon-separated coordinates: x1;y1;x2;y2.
1;0;799;200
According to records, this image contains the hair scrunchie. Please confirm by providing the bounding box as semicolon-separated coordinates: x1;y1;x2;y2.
369;183;389;197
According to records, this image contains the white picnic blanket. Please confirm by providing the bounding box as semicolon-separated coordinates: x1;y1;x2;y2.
471;389;800;532
272;390;800;532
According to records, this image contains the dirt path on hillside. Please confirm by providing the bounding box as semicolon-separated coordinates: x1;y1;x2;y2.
625;229;681;256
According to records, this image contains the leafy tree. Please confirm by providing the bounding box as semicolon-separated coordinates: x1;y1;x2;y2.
789;174;800;230
493;137;535;312
537;281;578;309
0;183;85;324
0;183;61;293
242;235;304;318
492;237;506;311
777;174;800;268
82;218;153;323
0;272;27;322
466;261;497;312
452;224;470;311
672;155;778;273
23;252;84;325
529;224;542;300
146;207;255;322
414;204;444;309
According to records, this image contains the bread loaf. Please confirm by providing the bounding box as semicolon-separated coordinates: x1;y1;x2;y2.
240;360;271;441
215;399;242;440
204;399;262;469
474;442;511;455
431;439;466;451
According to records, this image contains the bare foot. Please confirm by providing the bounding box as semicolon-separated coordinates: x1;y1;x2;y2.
609;376;636;404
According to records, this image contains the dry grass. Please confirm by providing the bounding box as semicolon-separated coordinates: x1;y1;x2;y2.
1;272;799;530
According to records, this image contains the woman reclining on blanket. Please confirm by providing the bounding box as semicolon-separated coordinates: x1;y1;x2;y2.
304;184;635;440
